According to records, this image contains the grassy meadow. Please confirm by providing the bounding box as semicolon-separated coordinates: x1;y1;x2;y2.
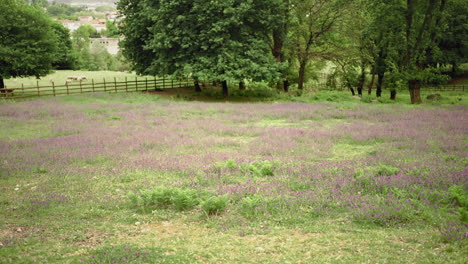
3;71;149;88
0;91;467;263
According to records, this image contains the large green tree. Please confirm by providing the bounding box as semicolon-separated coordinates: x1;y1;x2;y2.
0;0;58;90
118;0;281;96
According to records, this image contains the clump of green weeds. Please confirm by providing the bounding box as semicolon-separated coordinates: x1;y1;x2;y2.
211;159;278;177
448;185;468;224
201;196;229;215
243;160;276;177
128;187;228;215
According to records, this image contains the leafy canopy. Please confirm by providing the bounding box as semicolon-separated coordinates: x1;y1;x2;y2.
118;0;282;82
0;0;58;79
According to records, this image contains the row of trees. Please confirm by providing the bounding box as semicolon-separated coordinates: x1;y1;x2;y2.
118;0;467;103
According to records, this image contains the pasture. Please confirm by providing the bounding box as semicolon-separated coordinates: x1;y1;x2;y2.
0;92;467;263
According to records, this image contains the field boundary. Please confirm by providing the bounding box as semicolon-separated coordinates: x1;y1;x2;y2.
0;76;194;99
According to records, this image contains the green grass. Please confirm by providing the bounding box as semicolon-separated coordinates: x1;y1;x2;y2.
0;89;466;263
4;70;151;88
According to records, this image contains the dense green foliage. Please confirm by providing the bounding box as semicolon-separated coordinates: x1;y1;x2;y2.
118;0;282;83
0;0;58;85
117;0;467;102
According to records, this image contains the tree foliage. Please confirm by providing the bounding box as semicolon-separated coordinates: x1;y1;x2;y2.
0;0;58;87
118;0;282;83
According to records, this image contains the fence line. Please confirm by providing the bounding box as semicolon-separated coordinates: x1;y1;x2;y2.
0;76;194;99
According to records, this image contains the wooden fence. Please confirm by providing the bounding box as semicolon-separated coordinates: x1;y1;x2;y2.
0;76;193;99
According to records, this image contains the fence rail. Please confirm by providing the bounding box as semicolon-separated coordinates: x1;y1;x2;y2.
0;77;194;99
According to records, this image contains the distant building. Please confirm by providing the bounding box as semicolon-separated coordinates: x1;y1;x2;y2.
59;19;81;32
78;16;93;23
90;38;120;55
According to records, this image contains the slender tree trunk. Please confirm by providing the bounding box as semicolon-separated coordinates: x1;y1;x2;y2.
272;4;289;92
298;60;307;90
0;78;4;90
357;65;366;97
239;81;245;90
283;80;289;92
376;72;384;97
194;80;202;92
349;86;355;96
221;80;228;98
368;71;376;95
390;89;397;100
409;80;422;104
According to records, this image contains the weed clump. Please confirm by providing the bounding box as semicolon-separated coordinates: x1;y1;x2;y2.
202;196;229;215
128;187;226;215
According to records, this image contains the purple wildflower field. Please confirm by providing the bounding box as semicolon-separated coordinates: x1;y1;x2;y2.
0;94;467;262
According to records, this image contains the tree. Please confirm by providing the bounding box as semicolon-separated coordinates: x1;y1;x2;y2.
118;0;281;96
50;21;78;70
102;20;120;38
438;0;468;75
289;0;354;90
0;0;58;90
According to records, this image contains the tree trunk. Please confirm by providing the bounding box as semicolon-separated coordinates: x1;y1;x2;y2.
194;80;202;92
239;81;245;90
283;80;289;92
409;80;422;104
0;78;4;90
272;10;289;93
390;89;397;100
349;87;355;96
368;71;376;95
376;72;384;97
357;64;366;96
221;80;228;98
298;60;306;90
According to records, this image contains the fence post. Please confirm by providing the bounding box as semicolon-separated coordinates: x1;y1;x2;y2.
135;76;138;91
103;78;107;92
52;82;56;97
92;79;95;92
171;79;174;89
154;76;157;90
114;77;117;92
66;81;69;95
80;79;83;94
37;80;40;96
125;77;128;92
162;78;165;89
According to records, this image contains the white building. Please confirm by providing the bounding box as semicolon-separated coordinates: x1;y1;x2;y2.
90;38;120;55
